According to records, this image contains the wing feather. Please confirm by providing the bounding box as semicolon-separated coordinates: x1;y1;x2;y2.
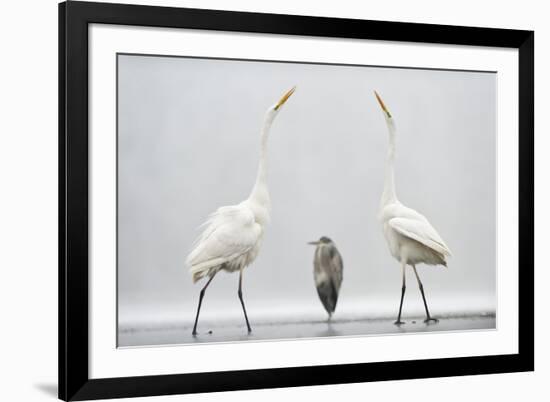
328;247;343;295
187;205;260;276
389;217;451;257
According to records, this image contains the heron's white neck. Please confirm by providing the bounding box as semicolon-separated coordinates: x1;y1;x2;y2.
381;118;398;208
248;109;275;210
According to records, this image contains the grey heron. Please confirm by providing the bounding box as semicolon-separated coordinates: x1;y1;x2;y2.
308;237;344;320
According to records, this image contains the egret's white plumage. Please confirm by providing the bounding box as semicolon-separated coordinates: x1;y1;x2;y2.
187;204;263;282
187;87;296;335
380;205;451;267
375;91;451;324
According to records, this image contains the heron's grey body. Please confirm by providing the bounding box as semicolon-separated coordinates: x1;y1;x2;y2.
310;237;343;319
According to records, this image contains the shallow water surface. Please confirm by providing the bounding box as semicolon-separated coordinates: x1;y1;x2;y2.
119;313;495;347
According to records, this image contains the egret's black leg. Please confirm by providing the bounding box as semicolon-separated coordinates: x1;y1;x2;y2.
192;272;217;336
238;268;252;333
395;286;406;325
395;262;406;325
412;266;438;323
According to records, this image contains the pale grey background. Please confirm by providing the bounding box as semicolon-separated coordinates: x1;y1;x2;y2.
117;54;496;338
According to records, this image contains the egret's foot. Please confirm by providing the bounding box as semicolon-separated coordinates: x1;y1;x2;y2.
247;328;252;334
424;317;439;324
192;331;198;336
394;320;405;325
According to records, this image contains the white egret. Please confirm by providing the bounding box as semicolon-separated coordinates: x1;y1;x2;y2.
308;237;344;320
187;86;296;335
374;91;452;325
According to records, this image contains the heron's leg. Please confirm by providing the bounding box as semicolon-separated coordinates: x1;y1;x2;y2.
238;268;252;333
192;272;217;336
412;265;438;323
395;261;406;325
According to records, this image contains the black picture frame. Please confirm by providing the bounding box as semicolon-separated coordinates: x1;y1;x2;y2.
59;1;534;400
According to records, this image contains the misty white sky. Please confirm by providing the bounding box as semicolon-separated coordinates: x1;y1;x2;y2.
117;54;496;326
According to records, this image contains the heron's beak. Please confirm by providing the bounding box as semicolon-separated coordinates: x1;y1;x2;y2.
374;90;392;118
307;241;320;246
274;86;296;110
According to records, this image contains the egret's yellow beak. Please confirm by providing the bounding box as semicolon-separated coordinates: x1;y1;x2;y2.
307;241;320;246
374;90;392;118
274;86;296;110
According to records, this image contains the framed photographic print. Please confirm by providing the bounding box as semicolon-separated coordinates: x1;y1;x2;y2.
59;1;534;400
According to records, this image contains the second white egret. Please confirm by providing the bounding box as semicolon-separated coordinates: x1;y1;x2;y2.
374;91;452;325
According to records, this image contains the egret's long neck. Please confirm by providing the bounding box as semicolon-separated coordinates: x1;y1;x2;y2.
248;111;275;208
381;119;398;207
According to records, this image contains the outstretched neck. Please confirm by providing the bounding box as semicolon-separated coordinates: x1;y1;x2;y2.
248;111;274;207
381;119;398;208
